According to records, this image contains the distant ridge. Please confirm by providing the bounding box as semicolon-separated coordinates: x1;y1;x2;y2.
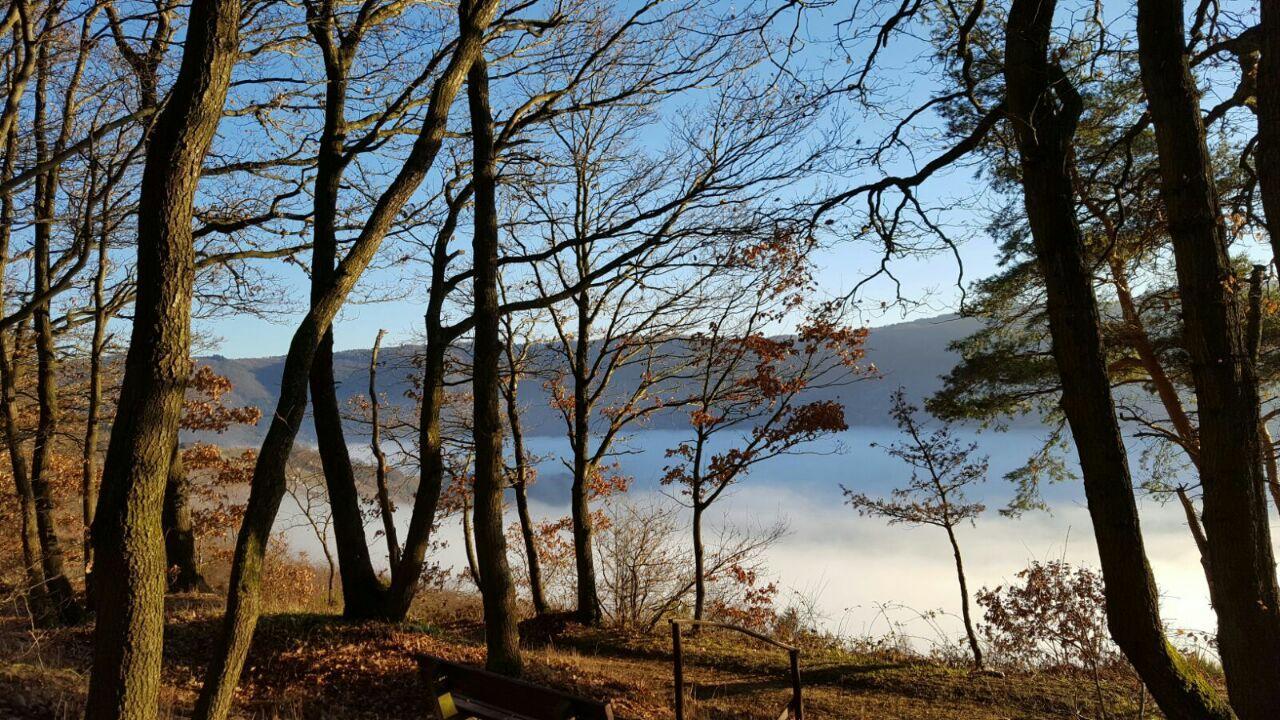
192;313;986;446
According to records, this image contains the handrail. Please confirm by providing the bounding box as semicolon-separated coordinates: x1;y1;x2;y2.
669;618;799;652
669;618;803;720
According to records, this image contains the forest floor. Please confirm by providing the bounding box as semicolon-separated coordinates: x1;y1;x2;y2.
0;595;1157;720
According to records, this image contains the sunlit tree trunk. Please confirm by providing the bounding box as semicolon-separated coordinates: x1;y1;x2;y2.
467;53;523;676
86;0;242;716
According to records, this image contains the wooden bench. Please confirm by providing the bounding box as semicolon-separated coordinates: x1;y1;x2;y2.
419;656;614;720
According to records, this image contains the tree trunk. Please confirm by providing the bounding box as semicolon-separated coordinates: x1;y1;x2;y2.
1136;4;1280;717
571;293;601;625
29;23;78;623
692;500;705;622
385;179;474;620
0;322;43;614
1175;487;1214;597
501;339;546;614
369;329;400;566
0;121;43;614
387;329;448;618
1003;3;1234;718
1261;423;1280;518
86;0;241;716
82;227;109;602
162;443;208;593
307;35;388;618
467;53;523;676
462;495;481;590
944;524;982;670
194;5;499;716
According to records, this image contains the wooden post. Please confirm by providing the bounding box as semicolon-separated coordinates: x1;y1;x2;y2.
672;620;685;720
789;648;802;720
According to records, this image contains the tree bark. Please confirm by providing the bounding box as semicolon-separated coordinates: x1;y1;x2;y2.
82;223;109;602
692;499;705;622
467;53;523;676
1136;4;1280;717
193;4;499;716
499;302;546;613
1004;3;1234;718
162;443;209;593
29;11;78;622
944;524;983;670
308;33;387;618
571;292;601;624
506;387;546;615
462;493;481;590
369;329;400;567
86;0;241;716
0;322;42;612
387;328;448;617
0;116;43;614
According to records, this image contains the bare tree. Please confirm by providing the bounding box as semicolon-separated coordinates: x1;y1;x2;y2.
193;2;502;715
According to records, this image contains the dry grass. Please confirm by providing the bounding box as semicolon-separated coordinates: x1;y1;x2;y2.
0;589;1164;720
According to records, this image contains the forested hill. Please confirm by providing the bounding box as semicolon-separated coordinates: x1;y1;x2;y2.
193;314;986;446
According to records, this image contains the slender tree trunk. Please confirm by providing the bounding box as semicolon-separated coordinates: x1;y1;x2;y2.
86;0;241;716
1004;3;1234;718
468;53;523;676
0;120;42;612
312;330;388;617
29;17;78;622
944;524;982;670
1112;259;1216;591
308;49;387;618
1174;487;1214;596
194;5;498;716
369;329;400;566
0;323;43;612
499;348;545;609
462;495;481;590
571;294;601;624
82;227;109;600
499;310;546;614
1261;423;1280;518
1137;5;1280;717
386;180;473;619
511;476;544;613
692;499;705;622
387;330;448;617
308;29;385;612
162;442;208;592
1108;256;1200;459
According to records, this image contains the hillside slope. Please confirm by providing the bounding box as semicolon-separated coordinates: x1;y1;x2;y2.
194;314;987;446
0;606;1154;719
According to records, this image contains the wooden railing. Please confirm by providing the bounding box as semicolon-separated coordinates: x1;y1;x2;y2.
669;619;803;720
